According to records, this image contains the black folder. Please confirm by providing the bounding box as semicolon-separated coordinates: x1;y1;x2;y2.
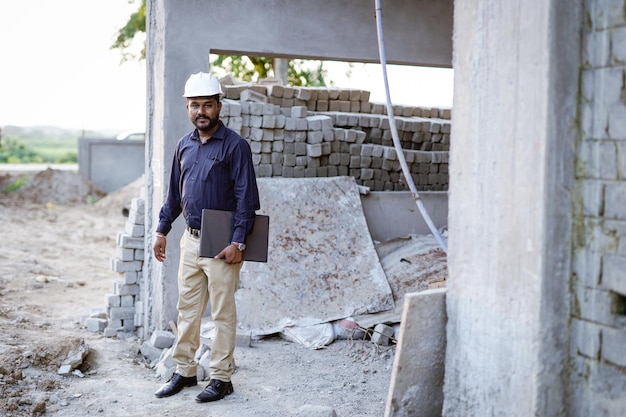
199;209;269;263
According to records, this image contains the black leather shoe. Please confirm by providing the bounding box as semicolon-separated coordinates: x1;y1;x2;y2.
154;373;197;398
195;379;234;403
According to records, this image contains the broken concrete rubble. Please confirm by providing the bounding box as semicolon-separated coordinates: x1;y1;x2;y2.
57;341;89;376
144;313;400;381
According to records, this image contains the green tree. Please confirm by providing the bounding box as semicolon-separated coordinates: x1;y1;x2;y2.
111;0;327;86
0;138;43;164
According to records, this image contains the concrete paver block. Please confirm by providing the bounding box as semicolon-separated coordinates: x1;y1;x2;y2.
372;323;394;346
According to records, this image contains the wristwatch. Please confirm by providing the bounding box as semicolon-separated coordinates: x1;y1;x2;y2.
232;242;246;251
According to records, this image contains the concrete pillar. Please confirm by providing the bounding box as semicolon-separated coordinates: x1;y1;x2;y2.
144;0;210;332
274;58;288;85
444;0;581;415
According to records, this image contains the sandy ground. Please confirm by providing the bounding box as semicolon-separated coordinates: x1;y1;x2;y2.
0;168;446;417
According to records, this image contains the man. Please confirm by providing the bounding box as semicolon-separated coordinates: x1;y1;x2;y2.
152;72;260;403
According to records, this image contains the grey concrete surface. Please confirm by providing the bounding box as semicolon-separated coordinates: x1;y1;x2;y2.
385;289;446;417
236;176;394;335
443;0;580;415
78;138;144;193
361;191;447;242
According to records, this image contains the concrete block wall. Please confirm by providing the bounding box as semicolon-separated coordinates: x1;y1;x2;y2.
219;84;451;191
571;0;626;414
105;197;146;339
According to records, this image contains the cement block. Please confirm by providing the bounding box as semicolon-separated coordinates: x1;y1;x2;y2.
112;258;143;273
307;144;323;158
371;323;394;346
86;318;107;333
150;330;176;349
236;331;252;348
114;282;140;296
604;183;626;220
295;87;312;101
128;209;144;225
116;247;135;262
570;318;601;358
117;233;143;249
602;327;626;367
306;131;324;144
140;340;163;364
602;254;626;295
105;293;121;308
385;289;446;417
103;327;118;338
108;307;135;320
291;106;308;118
125;221;145;237
121;295;135;307
240;89;268;103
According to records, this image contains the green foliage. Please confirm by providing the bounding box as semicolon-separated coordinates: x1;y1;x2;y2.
0;138;43;163
1;175;28;194
288;60;327;87
0;127;81;164
111;0;146;62
111;0;328;86
211;55;271;82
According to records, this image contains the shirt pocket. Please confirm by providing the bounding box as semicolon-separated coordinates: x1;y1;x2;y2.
203;155;227;182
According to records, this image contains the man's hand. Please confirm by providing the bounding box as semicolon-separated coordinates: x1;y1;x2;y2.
215;243;243;264
153;235;167;262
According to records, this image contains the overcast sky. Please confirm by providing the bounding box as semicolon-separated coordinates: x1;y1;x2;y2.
0;1;453;133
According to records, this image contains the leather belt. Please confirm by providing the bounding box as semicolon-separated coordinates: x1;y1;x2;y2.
186;226;201;238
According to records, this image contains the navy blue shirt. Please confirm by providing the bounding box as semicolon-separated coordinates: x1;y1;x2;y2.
156;121;260;244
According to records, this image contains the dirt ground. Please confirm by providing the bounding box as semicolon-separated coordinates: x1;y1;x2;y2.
0;167;446;417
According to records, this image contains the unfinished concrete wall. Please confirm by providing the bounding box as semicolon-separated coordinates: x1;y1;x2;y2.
444;0;580;415
77;138;144;193
569;1;626;414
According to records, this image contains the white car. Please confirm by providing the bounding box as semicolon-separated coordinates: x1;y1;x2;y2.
116;131;145;141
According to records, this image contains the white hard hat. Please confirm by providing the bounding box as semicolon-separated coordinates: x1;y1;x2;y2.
182;72;224;98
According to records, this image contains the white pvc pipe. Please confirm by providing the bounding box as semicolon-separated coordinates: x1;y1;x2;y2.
373;0;448;253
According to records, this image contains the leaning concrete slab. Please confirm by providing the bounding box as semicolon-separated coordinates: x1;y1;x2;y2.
235;176;395;335
384;288;446;417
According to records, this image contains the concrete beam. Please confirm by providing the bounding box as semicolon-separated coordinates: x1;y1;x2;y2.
160;0;453;67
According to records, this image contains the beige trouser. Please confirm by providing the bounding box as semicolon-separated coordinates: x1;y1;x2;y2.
172;230;242;382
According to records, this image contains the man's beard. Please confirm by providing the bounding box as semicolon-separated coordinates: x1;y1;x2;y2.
195;116;219;132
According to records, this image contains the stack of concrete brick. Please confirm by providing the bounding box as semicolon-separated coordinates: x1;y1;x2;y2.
105;197;145;338
219;83;450;191
569;2;626;409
